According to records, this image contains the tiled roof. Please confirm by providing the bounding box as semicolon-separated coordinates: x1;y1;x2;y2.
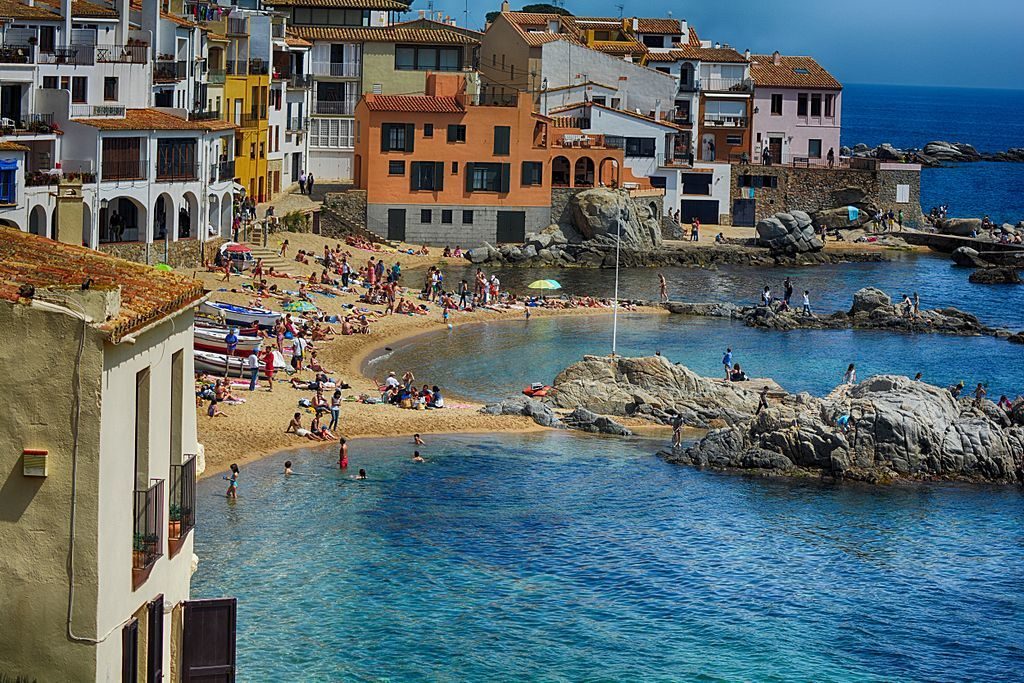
549;101;687;131
393;17;484;40
502;11;582;46
206;32;229;42
644;51;679;63
686;27;701;47
0;227;205;342
671;45;746;63
265;0;408;8
287;25;478;44
749;54;842;90
283;34;312;47
37;0;118;18
161;11;198;27
362;94;463;113
543;80;618;93
590;39;648;56
635;18;685;34
75;108;237;132
0;141;30;151
0;0;60;19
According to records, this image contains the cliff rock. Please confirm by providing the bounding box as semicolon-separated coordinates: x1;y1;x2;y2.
756;211;823;255
569;188;663;252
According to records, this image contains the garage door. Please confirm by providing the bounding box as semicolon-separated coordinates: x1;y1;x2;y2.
681;200;719;225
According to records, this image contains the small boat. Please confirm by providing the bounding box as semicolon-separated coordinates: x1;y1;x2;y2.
193;326;263;357
194;349;287;378
199;301;281;328
522;383;553;398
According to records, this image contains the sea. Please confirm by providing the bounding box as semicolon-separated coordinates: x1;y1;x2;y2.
841;83;1024;224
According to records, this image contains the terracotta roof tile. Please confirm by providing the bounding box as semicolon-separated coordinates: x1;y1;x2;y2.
283;34;312;47
0;141;30;151
644;51;678;63
549;101;687;131
206;32;229;42
75;108;237;132
393;17;483;39
590;39;648;56
287;25;478;44
0;0;60;19
362;94;463;113
37;0;118;17
687;27;701;46
634;18;686;34
265;0;407;8
749;54;842;90
0;227;205;342
671;45;746;63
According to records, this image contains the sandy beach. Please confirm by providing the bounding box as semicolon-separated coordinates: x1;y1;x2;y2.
189;231;666;477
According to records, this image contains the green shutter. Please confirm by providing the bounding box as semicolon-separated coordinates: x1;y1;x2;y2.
405;123;415;152
499;163;510;193
410;161;419;191
494;126;510;155
434;161;445;191
380;124;389;152
465;162;474;192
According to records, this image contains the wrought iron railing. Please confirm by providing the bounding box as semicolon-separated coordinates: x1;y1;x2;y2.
0;43;33;64
287;117;305;131
249;58;269;75
702;77;753;93
38;46;93;65
703;113;748;128
226;60;246;76
218;159;235;180
289;74;311;88
133;479;164;571
169;455;196;541
101;159;148;182
313;98;357;115
188;109;221;121
71;104;126;118
154;60;187;81
156;163;199;182
95;43;147;64
311;61;360;78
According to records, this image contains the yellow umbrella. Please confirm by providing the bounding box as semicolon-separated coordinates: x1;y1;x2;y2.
528;279;562;290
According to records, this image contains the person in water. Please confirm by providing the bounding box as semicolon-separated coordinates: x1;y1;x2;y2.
670;412;683;449
284;460;294;475
356;468;367;479
339;438;349;469
224;463;239;498
412;451;425;463
413;434;425;445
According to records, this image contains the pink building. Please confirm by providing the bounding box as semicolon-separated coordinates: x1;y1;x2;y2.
749;52;842;166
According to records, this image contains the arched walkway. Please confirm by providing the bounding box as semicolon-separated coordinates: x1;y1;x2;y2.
551;156;571;187
100;196;147;243
82;203;92;247
29;205;47;237
598;157;620;188
574;157;595;188
154;192;174;240
220;191;232;237
207;194;219;239
179;191;199;239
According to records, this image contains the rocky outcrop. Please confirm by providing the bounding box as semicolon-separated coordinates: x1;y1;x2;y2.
569;188;663;252
562;407;632;436
969;267;1022;285
952;246;988;268
843;140;1021;167
668;375;1024;484
937;218;983;237
481;396;562;428
756;210;823;255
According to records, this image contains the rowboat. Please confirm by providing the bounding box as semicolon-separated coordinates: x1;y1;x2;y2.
199;301;280;328
194;349;287;378
193;326;263;357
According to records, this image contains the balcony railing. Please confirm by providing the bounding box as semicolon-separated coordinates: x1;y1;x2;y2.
703;113;748;128
289;74;311;88
311;61;360;78
249;58;269;76
732;152;850;169
38;46;93;65
101;159;148;182
702;77;753;93
239;112;262;128
313;98;357;116
156;163;199;182
169;456;196;542
0;43;34;64
227;18;247;35
475;91;519;107
133;479;164;572
95;43;148;64
552;133;617;149
188;109;221;121
154;60;187;82
286;117;305;132
218;159;235;181
208;68;226;84
226;60;246;76
71;104;126;118
657;154;691;168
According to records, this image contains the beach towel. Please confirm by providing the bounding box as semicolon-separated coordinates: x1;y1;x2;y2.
847;206;860;222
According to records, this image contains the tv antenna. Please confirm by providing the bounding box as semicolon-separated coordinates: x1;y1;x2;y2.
616;3;624;18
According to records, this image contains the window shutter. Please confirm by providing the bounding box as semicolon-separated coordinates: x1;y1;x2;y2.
464;162;474;192
434;161;444;191
380;124;389;152
405;123;415;152
409;162;419;191
499;163;510;193
520;161;528;186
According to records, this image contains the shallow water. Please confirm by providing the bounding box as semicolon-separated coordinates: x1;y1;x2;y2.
371;313;1024;402
193;432;1024;682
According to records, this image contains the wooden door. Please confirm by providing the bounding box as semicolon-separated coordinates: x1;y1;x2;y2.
496;211;526;243
182;598;237;683
122;618;139;683
387;209;406;242
768;137;783;164
147;596;164;682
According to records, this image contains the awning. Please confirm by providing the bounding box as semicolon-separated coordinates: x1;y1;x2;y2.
0;159;18;170
232;182;245;194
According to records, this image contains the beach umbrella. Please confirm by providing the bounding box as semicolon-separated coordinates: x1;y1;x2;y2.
528;279;562;290
153;263;173;272
284;300;317;312
225;243;251;253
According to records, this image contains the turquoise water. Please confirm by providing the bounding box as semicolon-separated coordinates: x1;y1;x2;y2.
193;432;1024;681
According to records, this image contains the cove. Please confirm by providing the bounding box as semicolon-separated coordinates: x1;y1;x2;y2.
192;432;1024;681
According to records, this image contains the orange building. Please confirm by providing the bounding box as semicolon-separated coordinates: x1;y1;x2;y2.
354;73;645;245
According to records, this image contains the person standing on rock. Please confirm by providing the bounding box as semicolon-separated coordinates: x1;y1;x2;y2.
671;412;684;448
827;147;835;168
973;383;987;407
756;386;770;415
722;348;733;381
801;290;812;317
913;292;921;318
761;285;772;307
659;274;668;302
897;209;904;230
844;363;857;385
783;278;794;305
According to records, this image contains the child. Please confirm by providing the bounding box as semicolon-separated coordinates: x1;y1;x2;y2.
224;463;239;498
284;460;294;475
339;438;349;469
207;398;227;418
413;434;425;445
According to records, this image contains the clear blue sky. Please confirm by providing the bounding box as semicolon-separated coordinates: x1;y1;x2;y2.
405;0;1024;90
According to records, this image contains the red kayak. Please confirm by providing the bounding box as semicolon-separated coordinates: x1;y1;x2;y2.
522;384;553;398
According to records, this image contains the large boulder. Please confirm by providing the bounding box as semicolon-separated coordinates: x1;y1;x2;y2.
756;211;824;255
812;203;879;230
568;188;663;252
951;247;987;268
849;287;892;314
969;267;1022;285
562;407;632;436
937;218;983;237
481;396;562;429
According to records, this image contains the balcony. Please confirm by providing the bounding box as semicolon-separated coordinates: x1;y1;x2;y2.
168;455;197;551
133;479;164;584
249;58;269;76
188;109;221;121
552;133;619;149
71;104;126;118
101;159;148;182
38;46;93;65
678;78;700;93
156;163;199;182
227;18;247;35
702;77;753;93
657;154;691;168
0;113;55;134
703;113;748;128
239;112;262;128
289;74;311;89
0;43;34;64
475;91;519;107
218;159;235;181
226;60;246;76
95;43;148;64
311;61;360;78
154;59;187;82
208;68;226;84
313;98;357;116
287;117;305;132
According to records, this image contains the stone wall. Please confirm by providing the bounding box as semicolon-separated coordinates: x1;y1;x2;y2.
366;203;551;247
99;238;211;268
551;187;586;226
730;163;922;227
321;190;367;237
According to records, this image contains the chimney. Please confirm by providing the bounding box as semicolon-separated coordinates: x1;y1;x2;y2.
501;0;510;13
142;0;160;58
714;42;720;49
418;9;425;18
772;50;781;65
631;17;638;32
744;49;750;61
679;19;685;33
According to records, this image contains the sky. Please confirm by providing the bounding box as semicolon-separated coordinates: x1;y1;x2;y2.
405;0;1024;90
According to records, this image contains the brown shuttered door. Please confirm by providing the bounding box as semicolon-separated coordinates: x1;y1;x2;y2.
147;595;164;682
182;598;237;683
122;618;139;683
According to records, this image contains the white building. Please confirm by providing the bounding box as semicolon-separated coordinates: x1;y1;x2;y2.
271;30;312;190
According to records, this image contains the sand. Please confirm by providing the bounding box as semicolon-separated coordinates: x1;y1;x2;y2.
190;231;665;478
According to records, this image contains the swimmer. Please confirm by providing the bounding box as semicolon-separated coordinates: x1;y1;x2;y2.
339;438;349;469
284;460;294;475
413;434;425;446
356;468;367;479
412;450;426;463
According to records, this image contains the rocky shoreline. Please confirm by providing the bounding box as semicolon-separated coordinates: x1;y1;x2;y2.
844;140;1024;167
515;355;1024;485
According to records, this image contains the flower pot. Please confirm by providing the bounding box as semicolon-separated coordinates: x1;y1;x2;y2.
168;520;182;539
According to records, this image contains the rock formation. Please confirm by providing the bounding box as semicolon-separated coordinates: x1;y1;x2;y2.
936;218;983;237
842;140;1023;167
756;210;823;255
569;188;663;252
969;267;1022;285
481;396;563;428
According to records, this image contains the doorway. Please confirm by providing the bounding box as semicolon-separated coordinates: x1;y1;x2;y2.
768;137;783;165
387;209;406;242
496;211;526;243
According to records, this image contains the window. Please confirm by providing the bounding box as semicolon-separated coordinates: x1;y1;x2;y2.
424;123;434;138
462;210;474;224
309;118;354;148
656;67;670;74
451;161;458;174
792;67;810;75
810;94;822;117
797;93;808;117
134;368;151;490
420;209;432;223
99;76;118;101
394;45;461;71
649;176;666;189
71;76;87;103
625;137;656;157
0;160;16;204
642;35;665;48
465;162;509;192
441;209;453;224
42;76;58;89
447;124;466;143
388;160;405;175
521;161;543;186
381;123;414;152
770;93;783;115
808;139;822;158
592;96;606;106
156;139;198;180
493;126;510;155
726;135;743;145
410;161;444;191
896;184;910;204
681;173;712;195
824;94;835;117
738;175;779;189
249;143;256;159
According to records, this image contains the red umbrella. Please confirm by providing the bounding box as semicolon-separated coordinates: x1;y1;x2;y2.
225;243;251;253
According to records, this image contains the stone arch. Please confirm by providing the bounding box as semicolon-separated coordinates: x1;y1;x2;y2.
154;192;175;240
598;157;620;188
220;191;233;237
179;191;199;239
574;157;595;188
82;202;92;247
207;194;219;239
29;204;47;237
101;196;147;243
0;217;20;230
551;155;571;187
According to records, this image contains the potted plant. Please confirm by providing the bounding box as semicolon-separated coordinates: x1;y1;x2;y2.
132;533;146;567
168;503;182;538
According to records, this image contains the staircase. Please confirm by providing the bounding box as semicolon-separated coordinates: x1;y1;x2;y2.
242;222;289;270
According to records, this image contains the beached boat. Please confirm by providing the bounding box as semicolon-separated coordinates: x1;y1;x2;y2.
194;349;287;377
522;384;553;398
199;301;281;328
193;326;263;356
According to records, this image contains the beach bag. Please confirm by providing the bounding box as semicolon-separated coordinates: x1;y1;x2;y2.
298;398;312;408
